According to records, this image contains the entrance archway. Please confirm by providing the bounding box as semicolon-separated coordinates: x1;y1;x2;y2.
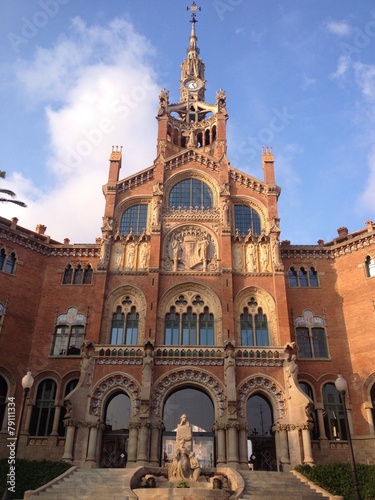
162;387;215;467
247;394;277;470
100;392;131;468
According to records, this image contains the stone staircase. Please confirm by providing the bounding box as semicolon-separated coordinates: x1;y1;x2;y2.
25;467;333;499
24;468;135;499
239;470;330;499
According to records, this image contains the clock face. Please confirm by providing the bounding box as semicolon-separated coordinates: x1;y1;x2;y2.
184;79;201;91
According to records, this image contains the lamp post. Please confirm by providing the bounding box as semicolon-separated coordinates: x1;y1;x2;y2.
2;371;34;500
335;374;362;500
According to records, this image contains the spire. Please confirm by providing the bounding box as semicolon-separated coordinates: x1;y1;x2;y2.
187;2;201;56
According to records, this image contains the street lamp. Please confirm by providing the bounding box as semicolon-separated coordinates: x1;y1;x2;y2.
2;371;34;500
335;374;362;500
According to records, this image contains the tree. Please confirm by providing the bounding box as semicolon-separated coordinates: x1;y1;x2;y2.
0;170;26;207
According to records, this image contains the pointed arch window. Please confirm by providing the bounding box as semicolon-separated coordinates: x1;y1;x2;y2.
164;295;215;345
169;179;213;209
1;251;16;274
234;205;261;236
30;379;57;436
240;306;269;346
63;264;93;285
300;381;319;440
110;305;139;345
58;379;79;436
288;266;319;287
0;375;8;431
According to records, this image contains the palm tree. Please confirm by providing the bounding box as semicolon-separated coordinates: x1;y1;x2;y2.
0;171;26;207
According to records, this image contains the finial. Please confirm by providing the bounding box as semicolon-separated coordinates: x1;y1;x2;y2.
187;2;201;23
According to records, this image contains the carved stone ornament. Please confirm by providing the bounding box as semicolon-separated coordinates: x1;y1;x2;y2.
163;226;217;272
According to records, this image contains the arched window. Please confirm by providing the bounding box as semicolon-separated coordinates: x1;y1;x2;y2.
169;179;213;209
370;383;375;431
83;265;93;284
110;303;139;345
323;382;346;440
298;267;308;287
0;249;5;270
164;295;215;345
0;375;8;430
288;267;298;287
300;382;319;440
240;306;269;346
4;252;16;274
73;265;83;284
120;204;148;235
365;255;375;278
30;379;57;436
51;307;86;356
63;264;73;284
288;266;319;287
234;205;261;236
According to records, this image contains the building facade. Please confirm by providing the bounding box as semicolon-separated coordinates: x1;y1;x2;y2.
0;14;374;471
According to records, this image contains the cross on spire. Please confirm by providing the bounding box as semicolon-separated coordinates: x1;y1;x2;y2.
187;2;201;23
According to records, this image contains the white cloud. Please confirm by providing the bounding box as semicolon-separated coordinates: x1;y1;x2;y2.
325;20;352;36
330;54;351;79
1;17;160;243
353;61;375;102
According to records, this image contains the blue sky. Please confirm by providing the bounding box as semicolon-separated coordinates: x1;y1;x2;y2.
1;1;374;244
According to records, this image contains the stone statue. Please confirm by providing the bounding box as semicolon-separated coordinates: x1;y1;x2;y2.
246;243;257;272
153;199;161;225
259;243;269;272
233;244;242;271
189;451;201;481
176;414;193;452
225;344;236;401
139;242;149;269
126;241;136;269
222;199;230;226
172;236;181;271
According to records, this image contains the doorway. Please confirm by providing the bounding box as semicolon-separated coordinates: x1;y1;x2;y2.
100;392;130;468
162;387;215;467
247;394;277;471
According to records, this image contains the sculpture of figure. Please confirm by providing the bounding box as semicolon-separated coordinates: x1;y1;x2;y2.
142;346;153;384
259;243;269;272
177;448;191;481
113;241;124;270
222;199;230;226
139;242;149;269
182;128;196;148
189;452;201;481
225;345;236;401
246;243;257;272
153;199;161;225
172;236;181;271
216;89;228;116
126;242;136;269
285;354;299;388
99;235;110;263
176;414;193;452
272;236;282;267
158;88;169;116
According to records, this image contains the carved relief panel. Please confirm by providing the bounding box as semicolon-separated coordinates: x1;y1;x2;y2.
163;225;218;272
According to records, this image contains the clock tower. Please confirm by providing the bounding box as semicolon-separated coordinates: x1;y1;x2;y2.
156;4;228;160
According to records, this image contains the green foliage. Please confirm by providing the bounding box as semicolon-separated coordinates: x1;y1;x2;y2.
0;458;71;498
295;462;375;500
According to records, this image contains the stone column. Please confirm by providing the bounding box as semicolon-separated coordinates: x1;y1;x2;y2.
137;420;150;462
214;422;226;466
238;423;249;467
51;404;62;436
315;404;327;439
127;420;140;463
227;422;239;467
86;424;99;462
277;424;290;467
150;420;163;465
62;424;76;461
302;426;314;465
364;402;374;435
